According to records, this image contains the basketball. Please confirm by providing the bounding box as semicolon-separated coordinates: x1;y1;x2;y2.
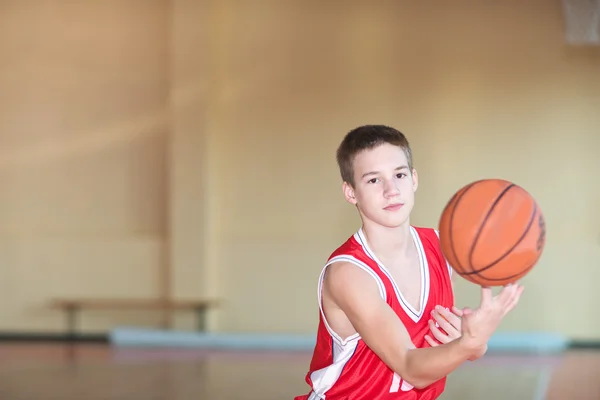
438;179;546;287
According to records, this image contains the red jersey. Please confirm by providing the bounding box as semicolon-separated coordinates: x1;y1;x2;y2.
295;226;454;400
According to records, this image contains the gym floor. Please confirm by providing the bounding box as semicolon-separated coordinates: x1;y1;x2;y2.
0;344;598;399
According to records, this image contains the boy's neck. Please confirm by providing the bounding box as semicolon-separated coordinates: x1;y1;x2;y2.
361;220;414;259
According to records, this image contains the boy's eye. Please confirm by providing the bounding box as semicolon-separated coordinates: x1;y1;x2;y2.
368;178;378;184
397;173;406;179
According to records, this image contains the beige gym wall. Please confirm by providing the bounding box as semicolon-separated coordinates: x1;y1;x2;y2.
0;0;169;331
1;0;599;340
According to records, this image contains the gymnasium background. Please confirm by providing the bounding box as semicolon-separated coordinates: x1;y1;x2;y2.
1;0;599;348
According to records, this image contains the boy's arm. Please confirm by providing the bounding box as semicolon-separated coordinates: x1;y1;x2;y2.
324;261;521;389
324;262;475;388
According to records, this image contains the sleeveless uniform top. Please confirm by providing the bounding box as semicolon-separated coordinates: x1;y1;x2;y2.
295;226;454;400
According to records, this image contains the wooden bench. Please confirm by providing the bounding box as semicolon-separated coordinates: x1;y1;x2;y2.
50;298;220;342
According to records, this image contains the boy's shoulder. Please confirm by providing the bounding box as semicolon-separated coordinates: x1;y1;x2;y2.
411;225;441;241
326;231;364;261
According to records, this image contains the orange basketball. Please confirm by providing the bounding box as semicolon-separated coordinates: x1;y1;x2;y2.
438;179;546;287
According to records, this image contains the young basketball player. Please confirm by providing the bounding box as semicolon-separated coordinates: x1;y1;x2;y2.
295;125;524;400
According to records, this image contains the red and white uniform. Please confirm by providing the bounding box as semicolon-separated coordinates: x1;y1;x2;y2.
295;226;454;400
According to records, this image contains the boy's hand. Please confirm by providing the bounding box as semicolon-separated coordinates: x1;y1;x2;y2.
424;304;490;361
425;305;463;346
459;284;523;357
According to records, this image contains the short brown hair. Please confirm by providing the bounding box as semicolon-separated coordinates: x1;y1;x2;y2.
336;125;413;187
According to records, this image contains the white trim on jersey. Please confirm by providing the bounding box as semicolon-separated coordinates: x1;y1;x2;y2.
307;339;359;400
434;229;454;278
317;255;387;346
310;255;388;399
354;226;430;323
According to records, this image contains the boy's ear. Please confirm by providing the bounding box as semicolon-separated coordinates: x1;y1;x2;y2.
411;168;419;192
343;181;358;205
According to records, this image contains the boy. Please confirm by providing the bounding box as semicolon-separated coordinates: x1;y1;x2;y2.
295;125;524;399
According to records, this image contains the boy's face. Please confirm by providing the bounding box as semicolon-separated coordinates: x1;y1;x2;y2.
343;143;418;229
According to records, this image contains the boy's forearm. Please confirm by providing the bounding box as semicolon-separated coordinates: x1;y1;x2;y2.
401;339;477;388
